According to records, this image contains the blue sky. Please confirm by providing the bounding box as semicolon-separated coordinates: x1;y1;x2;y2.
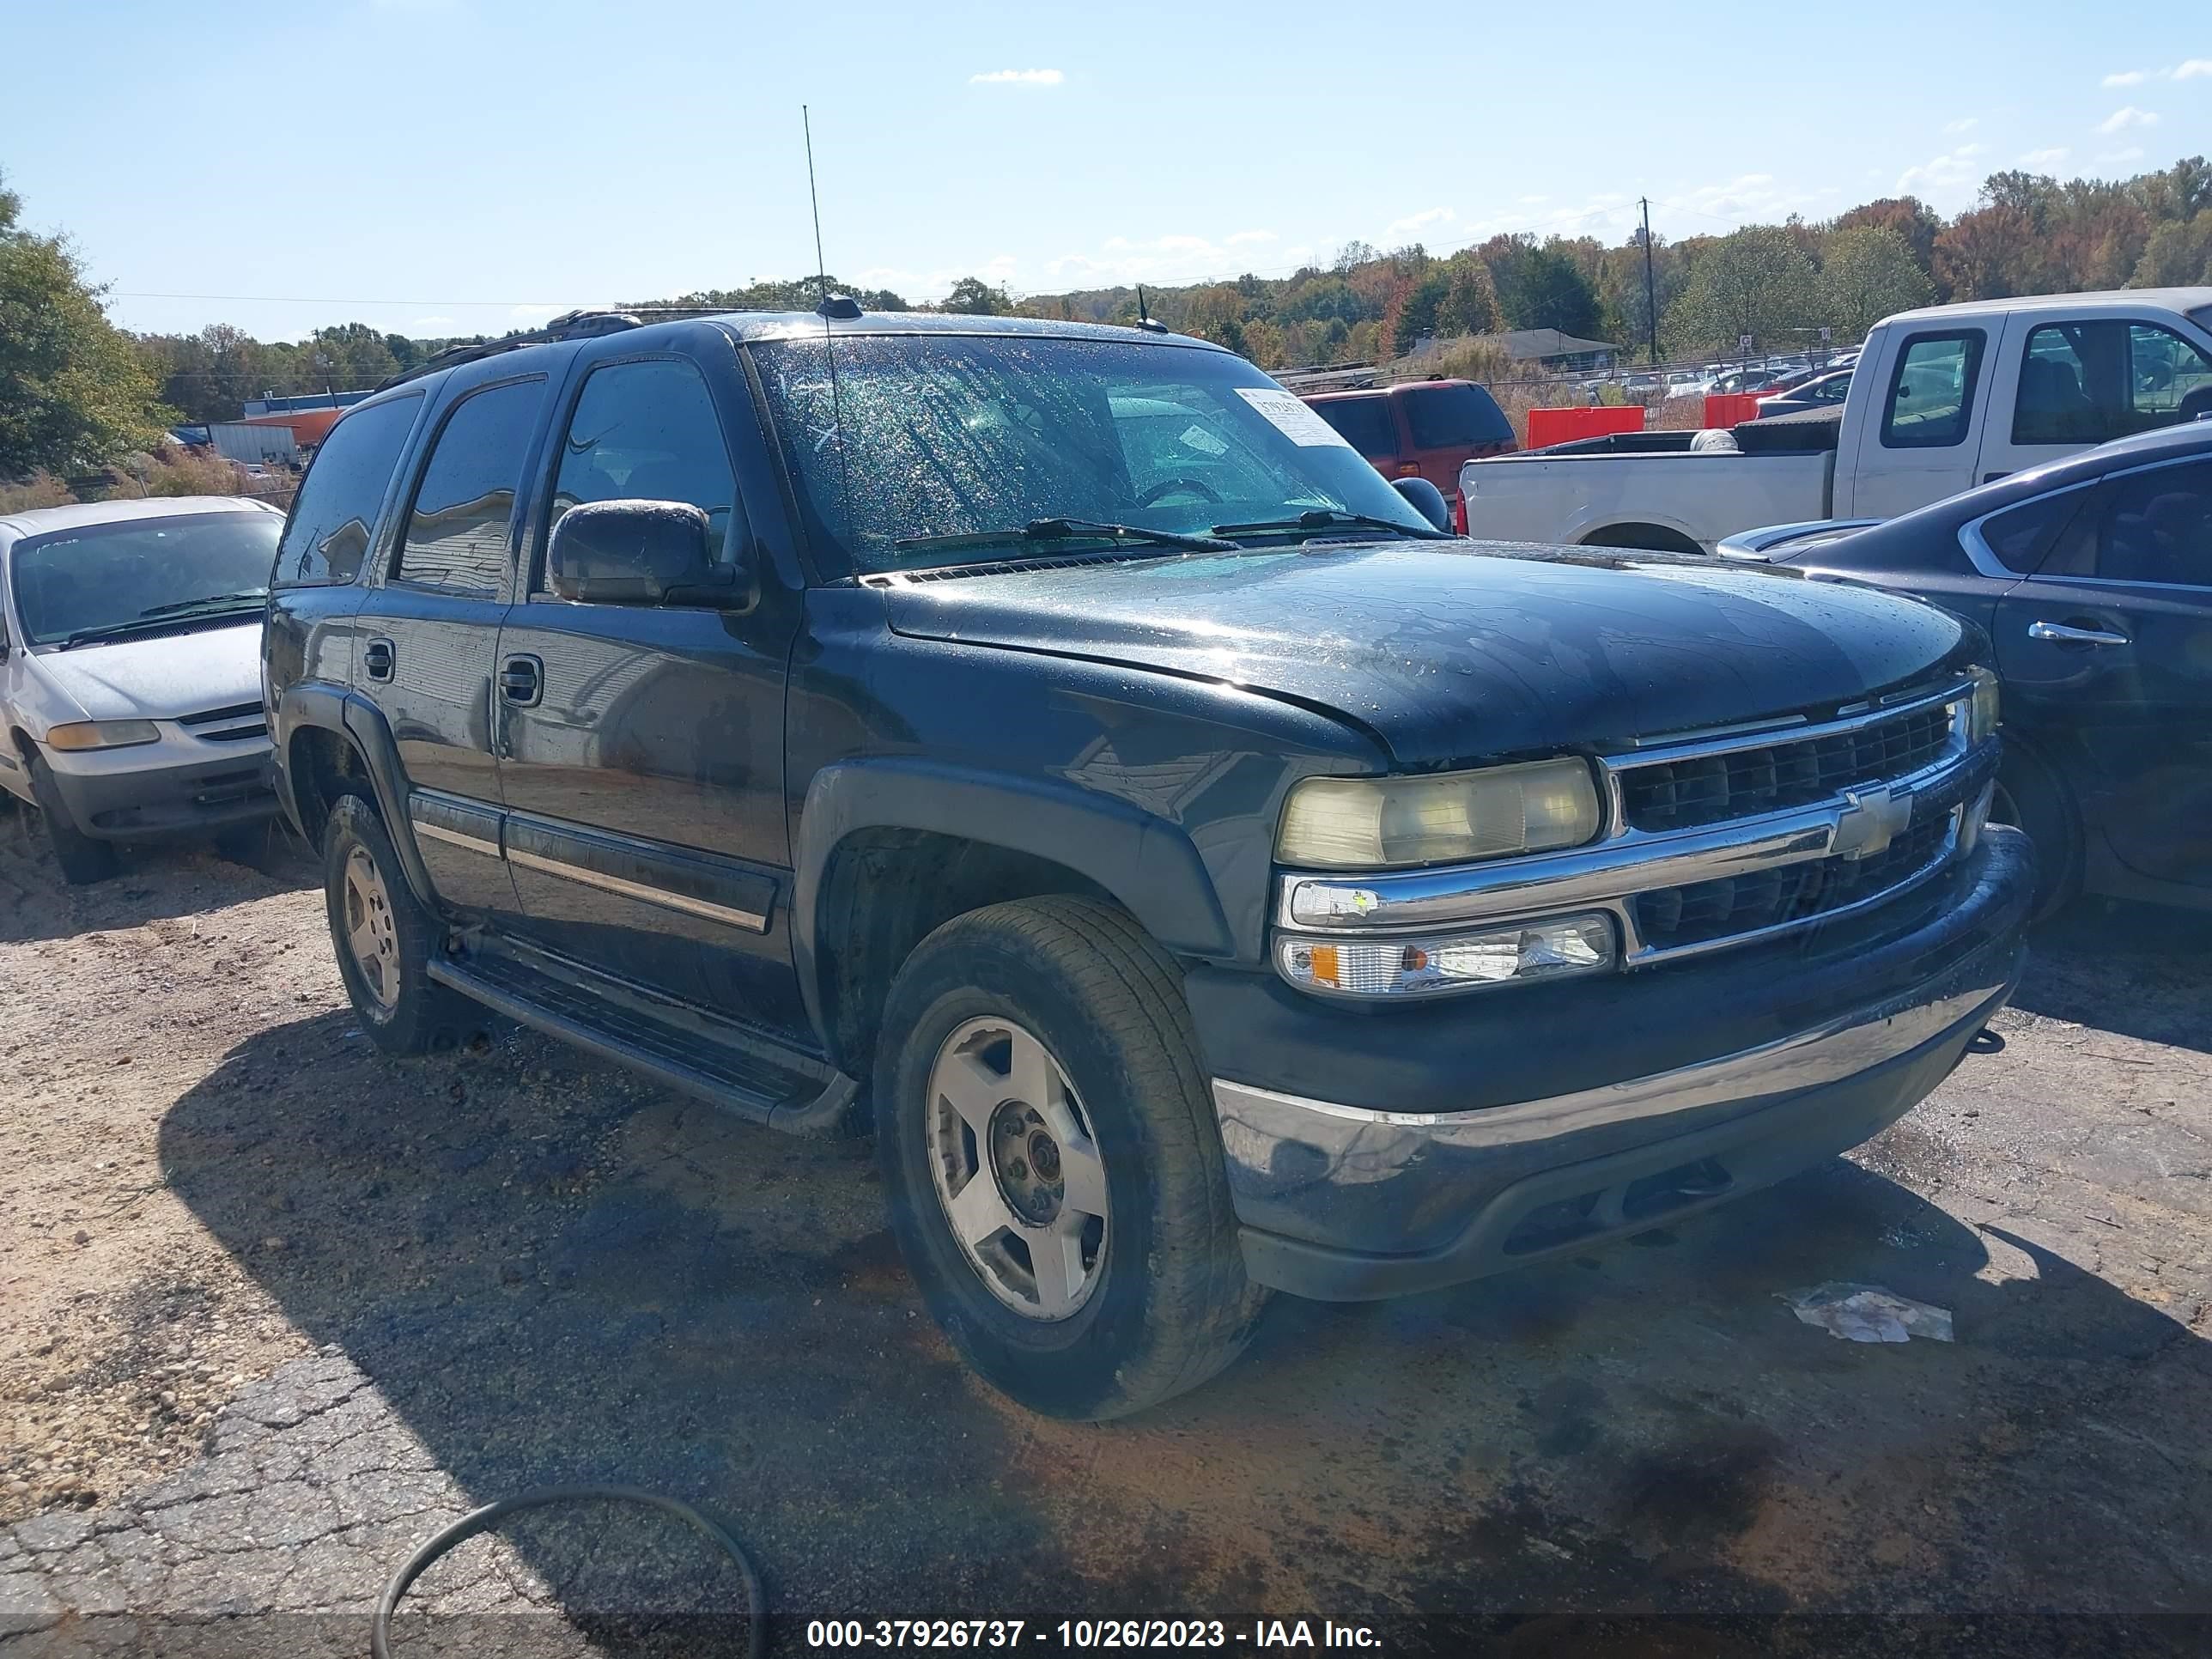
2;0;2207;340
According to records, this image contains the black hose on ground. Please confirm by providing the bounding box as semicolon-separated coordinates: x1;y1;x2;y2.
369;1485;765;1659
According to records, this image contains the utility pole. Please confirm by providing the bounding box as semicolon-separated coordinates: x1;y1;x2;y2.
1639;197;1659;367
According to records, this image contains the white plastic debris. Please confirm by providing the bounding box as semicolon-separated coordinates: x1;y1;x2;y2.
1781;1283;1954;1344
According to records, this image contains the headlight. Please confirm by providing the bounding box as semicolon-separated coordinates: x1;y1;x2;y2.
45;720;161;751
1965;666;2000;744
1277;757;1601;868
1276;913;1615;999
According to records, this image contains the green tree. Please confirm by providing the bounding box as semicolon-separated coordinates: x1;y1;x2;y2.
1384;270;1450;356
939;276;1012;315
0;171;169;478
2133;208;2212;286
1181;284;1249;355
1435;252;1500;337
1832;196;1944;280
1497;242;1601;337
1664;224;1817;356
1819;225;1933;340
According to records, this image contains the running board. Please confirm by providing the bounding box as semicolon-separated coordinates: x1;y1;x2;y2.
428;945;858;1134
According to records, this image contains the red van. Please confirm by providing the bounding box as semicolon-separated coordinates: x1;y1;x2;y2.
1302;379;1517;504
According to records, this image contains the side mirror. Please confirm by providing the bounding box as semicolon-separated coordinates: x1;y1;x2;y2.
548;498;731;605
1392;476;1452;534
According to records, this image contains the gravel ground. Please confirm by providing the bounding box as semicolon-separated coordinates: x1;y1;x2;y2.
0;803;2207;1656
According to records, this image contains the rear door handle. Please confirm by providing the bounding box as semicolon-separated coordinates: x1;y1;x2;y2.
2027;620;2130;647
363;637;395;682
499;654;544;707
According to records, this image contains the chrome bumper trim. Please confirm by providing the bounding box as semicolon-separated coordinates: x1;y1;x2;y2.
1211;972;2003;1147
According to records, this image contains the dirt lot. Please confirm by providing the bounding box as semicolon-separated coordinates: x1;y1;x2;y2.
1;804;2207;1655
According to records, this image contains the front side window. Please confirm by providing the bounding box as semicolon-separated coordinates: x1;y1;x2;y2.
546;359;738;583
1308;395;1399;458
10;514;280;647
1403;383;1512;449
274;392;421;587
2012;321;2212;446
1881;331;1984;449
751;337;1434;574
395;378;546;594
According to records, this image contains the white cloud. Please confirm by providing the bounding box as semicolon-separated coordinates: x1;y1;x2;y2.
2100;70;2148;87
1942;117;1978;134
2097;106;2159;133
1383;206;1455;237
2177;59;2212;80
2016;148;2071;169
969;68;1063;87
1895;143;1987;197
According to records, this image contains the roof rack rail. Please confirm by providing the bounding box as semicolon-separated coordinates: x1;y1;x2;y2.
372;306;734;392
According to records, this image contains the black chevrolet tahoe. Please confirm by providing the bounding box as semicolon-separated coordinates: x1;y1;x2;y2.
263;307;2033;1419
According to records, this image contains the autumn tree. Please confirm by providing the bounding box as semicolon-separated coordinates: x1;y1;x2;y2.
1819;226;1934;340
1181;284;1249;355
1833;196;1943;282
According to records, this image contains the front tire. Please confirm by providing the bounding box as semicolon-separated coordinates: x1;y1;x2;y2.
875;897;1267;1420
323;795;475;1055
1990;744;2080;921
26;752;118;886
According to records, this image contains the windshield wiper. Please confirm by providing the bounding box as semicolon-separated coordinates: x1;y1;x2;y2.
57;599;268;651
1212;508;1451;542
893;518;1237;556
137;591;268;618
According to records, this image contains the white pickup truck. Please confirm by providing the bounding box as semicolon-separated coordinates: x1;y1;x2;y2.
1459;288;2212;552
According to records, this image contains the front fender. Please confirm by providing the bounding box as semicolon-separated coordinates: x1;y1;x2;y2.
792;757;1238;1038
271;682;440;911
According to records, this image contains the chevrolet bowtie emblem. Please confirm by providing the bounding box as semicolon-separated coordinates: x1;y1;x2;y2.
1832;784;1911;860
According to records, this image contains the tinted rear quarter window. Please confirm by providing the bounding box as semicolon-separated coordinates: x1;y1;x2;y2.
272;393;422;587
396;378;547;594
1310;395;1398;458
1977;488;2085;574
1402;383;1512;448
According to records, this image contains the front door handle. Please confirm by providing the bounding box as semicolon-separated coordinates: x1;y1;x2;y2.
499;653;544;707
2027;619;2130;647
363;637;395;682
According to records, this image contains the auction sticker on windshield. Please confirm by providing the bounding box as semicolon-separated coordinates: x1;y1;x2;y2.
1235;387;1356;447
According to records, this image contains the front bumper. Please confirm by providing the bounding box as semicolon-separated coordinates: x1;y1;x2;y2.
1200;825;2032;1300
44;742;278;842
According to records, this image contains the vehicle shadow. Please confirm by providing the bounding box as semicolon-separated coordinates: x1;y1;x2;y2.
2008;894;2212;1054
153;1014;2211;1644
0;801;315;945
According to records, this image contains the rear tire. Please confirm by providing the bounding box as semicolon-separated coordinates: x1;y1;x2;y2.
323;795;476;1055
874;896;1267;1420
1990;744;2081;921
26;752;118;886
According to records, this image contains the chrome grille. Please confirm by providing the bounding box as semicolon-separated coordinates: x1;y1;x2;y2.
1632;813;1951;951
178;702;268;743
1619;702;1953;833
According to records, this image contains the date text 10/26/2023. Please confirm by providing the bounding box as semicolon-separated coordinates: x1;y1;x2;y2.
805;1619;1384;1650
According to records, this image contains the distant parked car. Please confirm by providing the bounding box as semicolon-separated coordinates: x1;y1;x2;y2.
1758;367;1854;417
0;496;283;884
1301;379;1516;503
1719;421;2212;916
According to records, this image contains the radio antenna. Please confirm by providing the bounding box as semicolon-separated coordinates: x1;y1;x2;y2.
801;105;854;535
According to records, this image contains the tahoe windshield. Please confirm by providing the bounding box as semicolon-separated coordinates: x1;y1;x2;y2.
10;514;279;647
751;334;1434;573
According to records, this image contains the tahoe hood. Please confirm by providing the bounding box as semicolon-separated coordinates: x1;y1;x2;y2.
878;541;1974;768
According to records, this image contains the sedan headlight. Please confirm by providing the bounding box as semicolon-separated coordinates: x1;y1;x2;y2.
45;720;161;752
1277;757;1601;869
1964;666;2000;744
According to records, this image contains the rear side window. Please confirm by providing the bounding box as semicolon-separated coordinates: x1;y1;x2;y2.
1310;395;1397;458
1881;331;1984;449
396;378;546;594
547;359;738;577
1402;383;1513;449
272;393;421;587
2041;459;2212;586
2012;320;2212;446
